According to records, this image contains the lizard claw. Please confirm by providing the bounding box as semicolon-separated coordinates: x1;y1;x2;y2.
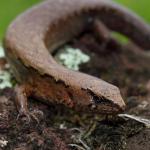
16;110;31;123
16;109;41;124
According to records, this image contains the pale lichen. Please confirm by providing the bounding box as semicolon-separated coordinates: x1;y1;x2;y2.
0;70;12;89
0;45;12;89
0;139;8;148
0;45;5;58
55;46;90;71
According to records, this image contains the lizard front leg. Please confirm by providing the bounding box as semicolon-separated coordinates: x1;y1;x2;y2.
15;84;41;123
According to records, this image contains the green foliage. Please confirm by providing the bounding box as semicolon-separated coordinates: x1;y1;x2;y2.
0;0;40;39
116;0;150;22
0;0;150;40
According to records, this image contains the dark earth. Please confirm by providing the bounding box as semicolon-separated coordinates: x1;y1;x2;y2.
0;30;150;150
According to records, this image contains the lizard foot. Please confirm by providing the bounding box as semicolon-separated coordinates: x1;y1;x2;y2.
16;109;40;124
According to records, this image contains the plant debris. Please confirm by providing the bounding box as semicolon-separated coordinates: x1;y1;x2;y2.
118;114;150;128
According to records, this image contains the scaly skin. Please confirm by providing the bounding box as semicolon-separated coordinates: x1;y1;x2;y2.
3;0;150;115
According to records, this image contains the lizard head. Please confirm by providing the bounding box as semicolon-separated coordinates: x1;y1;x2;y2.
73;77;126;115
54;69;126;114
85;85;126;114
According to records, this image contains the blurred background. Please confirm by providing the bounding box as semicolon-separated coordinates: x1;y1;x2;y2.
0;0;150;41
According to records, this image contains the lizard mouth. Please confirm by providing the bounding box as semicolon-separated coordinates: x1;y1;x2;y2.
87;90;125;114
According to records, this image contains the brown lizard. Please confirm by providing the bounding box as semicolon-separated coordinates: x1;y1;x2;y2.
3;0;150;118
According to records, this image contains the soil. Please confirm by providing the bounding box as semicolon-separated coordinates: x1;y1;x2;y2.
0;31;150;150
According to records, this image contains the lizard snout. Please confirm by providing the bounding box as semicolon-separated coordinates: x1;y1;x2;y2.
87;85;126;114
